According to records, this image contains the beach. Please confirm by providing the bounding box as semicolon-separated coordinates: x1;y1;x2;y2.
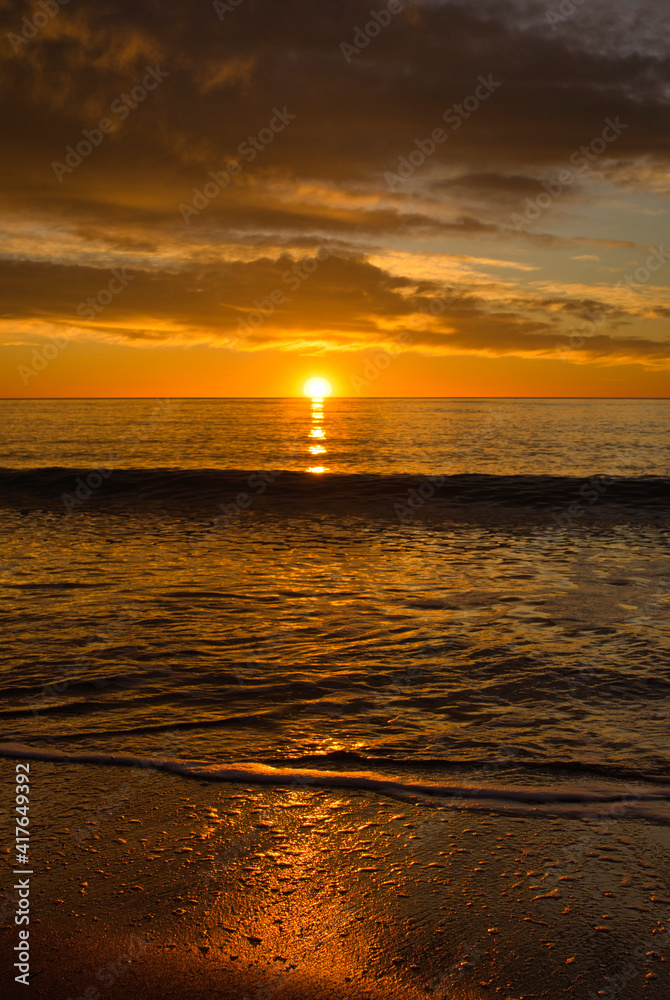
3;0;670;983
1;758;669;999
1;398;669;998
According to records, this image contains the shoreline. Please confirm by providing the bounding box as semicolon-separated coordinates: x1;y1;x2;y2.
2;742;670;824
1;762;668;999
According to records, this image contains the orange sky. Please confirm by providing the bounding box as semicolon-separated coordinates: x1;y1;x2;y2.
3;341;670;399
1;0;668;397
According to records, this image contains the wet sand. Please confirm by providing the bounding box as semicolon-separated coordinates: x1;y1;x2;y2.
1;762;669;999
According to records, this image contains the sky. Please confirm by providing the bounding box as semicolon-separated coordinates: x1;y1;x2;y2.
1;0;669;397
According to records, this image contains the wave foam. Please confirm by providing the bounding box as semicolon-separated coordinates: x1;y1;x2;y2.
2;743;669;822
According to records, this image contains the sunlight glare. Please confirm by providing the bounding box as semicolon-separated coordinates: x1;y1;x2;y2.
304;377;332;398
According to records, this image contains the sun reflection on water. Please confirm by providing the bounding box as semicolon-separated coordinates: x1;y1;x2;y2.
307;397;329;473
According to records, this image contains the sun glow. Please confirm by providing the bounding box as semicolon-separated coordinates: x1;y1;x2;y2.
303;377;332;399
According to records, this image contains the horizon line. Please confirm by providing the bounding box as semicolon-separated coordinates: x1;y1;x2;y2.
1;396;669;402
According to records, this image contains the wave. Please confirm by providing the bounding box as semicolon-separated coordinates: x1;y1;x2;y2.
2;743;670;822
1;468;668;519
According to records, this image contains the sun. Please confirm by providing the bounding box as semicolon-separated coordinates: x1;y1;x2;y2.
303;377;332;398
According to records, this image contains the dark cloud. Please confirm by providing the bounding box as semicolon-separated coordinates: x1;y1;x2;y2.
1;252;667;367
0;0;668;372
432;173;554;201
2;0;669;199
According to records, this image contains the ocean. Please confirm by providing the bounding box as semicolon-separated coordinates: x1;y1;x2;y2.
1;397;669;819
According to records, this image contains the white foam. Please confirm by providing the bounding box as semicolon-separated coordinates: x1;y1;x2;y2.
2;742;670;822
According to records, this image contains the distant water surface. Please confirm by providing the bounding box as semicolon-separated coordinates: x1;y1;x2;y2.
1;397;668;475
0;398;668;817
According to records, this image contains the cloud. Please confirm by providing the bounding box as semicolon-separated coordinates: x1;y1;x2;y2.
0;0;668;380
0;251;667;370
3;0;669;193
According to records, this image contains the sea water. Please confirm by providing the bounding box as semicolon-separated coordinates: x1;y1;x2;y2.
0;398;668;818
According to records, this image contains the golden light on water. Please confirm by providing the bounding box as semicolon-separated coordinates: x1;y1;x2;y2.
303;377;332;399
305;385;331;472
